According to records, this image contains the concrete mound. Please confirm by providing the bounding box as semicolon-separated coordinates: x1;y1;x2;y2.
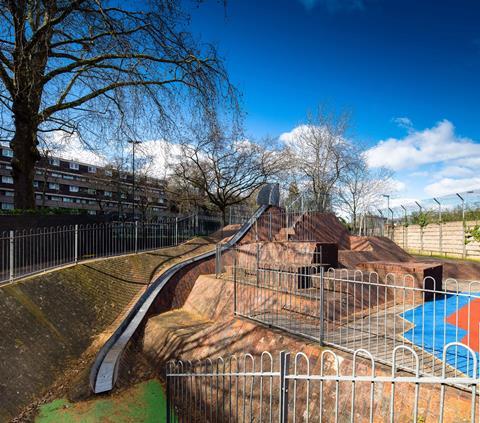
339;235;413;268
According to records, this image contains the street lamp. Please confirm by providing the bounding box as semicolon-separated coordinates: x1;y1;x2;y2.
128;139;141;220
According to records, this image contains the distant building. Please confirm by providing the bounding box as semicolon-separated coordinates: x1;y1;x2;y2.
0;146;168;217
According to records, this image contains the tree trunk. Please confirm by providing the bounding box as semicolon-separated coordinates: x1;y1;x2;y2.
10;111;40;210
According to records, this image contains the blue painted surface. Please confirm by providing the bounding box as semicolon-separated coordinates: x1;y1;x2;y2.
401;293;480;376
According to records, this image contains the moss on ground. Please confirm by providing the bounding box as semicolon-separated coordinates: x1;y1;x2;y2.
35;379;166;423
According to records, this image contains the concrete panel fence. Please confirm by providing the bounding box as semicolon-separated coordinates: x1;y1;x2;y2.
388;220;480;259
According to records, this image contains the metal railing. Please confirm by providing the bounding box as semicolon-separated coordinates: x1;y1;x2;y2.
0;214;224;284
217;250;480;381
166;345;479;422
246;209;347;243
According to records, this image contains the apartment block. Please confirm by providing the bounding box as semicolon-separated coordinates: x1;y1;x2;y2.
0;146;168;217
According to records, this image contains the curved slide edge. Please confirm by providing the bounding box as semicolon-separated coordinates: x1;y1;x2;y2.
90;205;269;394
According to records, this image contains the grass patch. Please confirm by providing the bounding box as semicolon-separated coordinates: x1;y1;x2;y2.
411;251;480;263
35;380;167;423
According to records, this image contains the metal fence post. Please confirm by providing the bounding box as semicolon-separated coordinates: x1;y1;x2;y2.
175;217;178;245
269;211;272;241
74;225;79;263
9;230;14;281
286;207;289;241
233;253;237;315
134;221;138;253
279;351;290;423
319;267;325;345
215;243;221;278
256;243;260;286
166;371;171;423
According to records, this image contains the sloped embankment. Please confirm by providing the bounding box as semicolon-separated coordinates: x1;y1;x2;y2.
0;238;215;422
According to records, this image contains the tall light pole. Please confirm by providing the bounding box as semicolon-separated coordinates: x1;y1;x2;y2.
128;140;141;220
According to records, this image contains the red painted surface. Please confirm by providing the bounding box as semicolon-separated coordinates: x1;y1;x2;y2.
446;298;480;352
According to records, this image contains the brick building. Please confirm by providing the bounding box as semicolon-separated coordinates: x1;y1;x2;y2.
0;146;168;217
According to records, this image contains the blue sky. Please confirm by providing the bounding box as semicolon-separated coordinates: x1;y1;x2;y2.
187;0;480;204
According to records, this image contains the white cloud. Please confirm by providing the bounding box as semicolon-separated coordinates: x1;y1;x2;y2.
424;177;480;197
46;131;107;166
389;179;406;193
392;117;413;131
279;124;313;145
366;120;480;171
135;139;182;179
436;165;476;179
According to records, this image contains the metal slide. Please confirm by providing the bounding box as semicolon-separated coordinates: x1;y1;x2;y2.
90;205;269;394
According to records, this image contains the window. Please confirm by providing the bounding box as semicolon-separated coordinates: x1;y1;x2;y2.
88;210;96;215
69;162;79;170
104;191;112;197
49;158;60;166
88;166;96;173
35;194;42;200
48;182;59;190
4;190;14;197
2;148;13;158
105;169;113;177
63;174;74;180
63;197;73;203
51;196;62;202
120;193;127;199
1;176;13;184
69;185;79;193
87;188;96;195
1;202;13;210
33;181;39;188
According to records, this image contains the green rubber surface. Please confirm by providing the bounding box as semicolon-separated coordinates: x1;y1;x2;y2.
35;380;167;423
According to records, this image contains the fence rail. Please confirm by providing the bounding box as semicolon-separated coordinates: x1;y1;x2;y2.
0;214;225;284
216;246;480;382
166;345;479;422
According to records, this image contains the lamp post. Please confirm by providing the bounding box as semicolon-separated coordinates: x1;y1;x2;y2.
128;140;141;221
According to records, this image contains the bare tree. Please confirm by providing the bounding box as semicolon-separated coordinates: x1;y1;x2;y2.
285;106;353;212
336;150;393;233
173;126;285;223
0;0;236;209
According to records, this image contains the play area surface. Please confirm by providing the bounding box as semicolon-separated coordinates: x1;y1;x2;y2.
35;380;166;423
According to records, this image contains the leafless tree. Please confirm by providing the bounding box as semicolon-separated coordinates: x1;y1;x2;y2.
0;0;237;209
336;149;393;233
285;106;354;212
173;125;285;223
